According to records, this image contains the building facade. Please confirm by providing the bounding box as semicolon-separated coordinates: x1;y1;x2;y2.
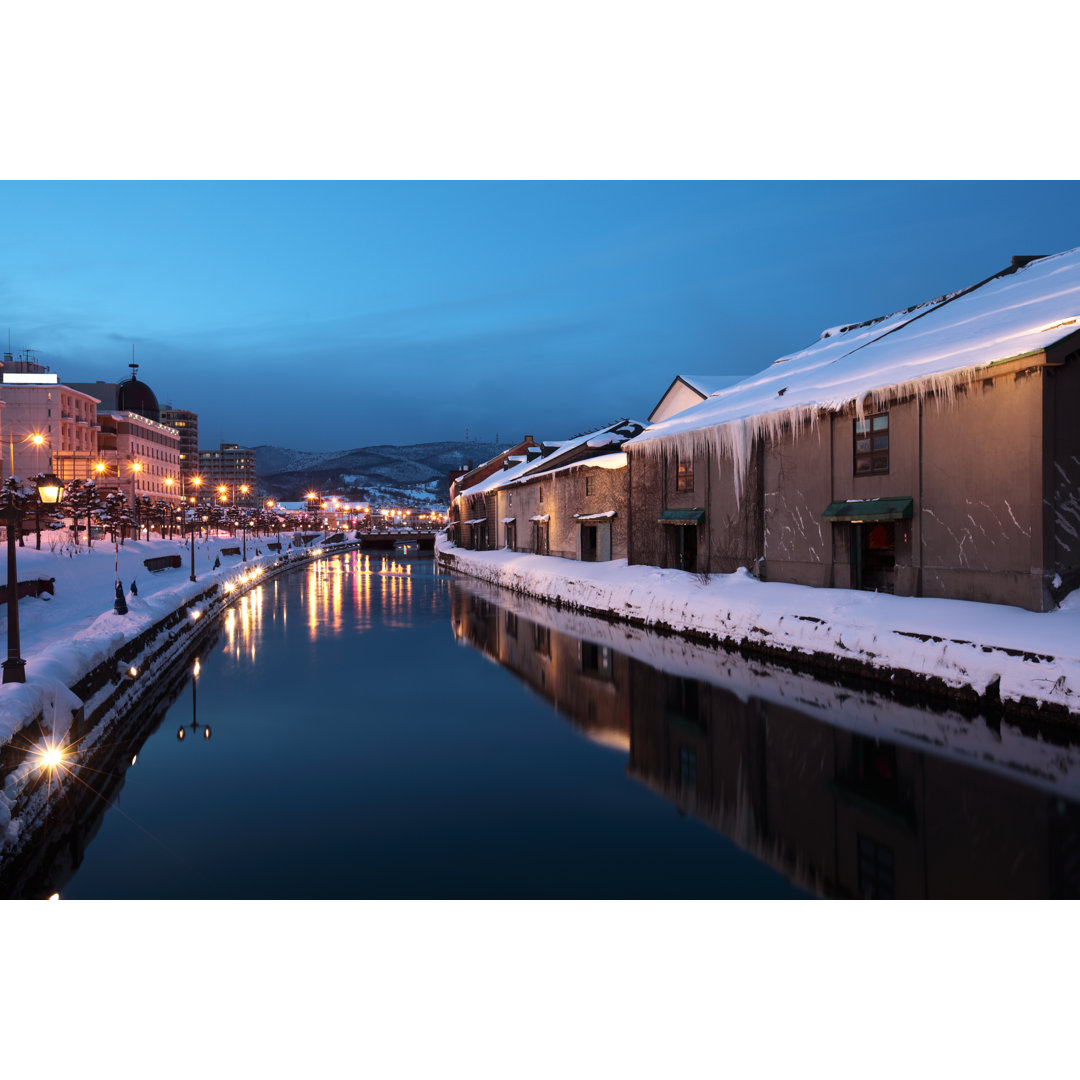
197;443;258;505
95;412;182;504
451;422;643;559
0;354;101;483
625;251;1080;612
160;407;199;482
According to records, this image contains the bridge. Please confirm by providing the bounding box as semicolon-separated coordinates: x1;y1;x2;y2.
357;530;437;551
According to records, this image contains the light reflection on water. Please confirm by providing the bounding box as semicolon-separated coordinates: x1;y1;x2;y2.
11;550;1080;899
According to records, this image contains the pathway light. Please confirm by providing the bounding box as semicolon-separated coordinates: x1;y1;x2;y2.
3;473;65;683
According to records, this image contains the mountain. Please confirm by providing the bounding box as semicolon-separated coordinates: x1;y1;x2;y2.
252;441;507;507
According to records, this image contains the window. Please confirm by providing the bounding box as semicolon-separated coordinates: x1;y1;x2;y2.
857;834;895;899
579;641;612;677
676;455;694;492
679;747;698;791
854;413;889;475
585;475;594;496
539;485;543;503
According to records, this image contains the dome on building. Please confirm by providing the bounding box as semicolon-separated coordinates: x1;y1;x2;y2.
117;365;160;422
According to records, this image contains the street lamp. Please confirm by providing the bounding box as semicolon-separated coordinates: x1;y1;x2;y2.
130;460;142;534
177;657;210;741
191;476;203;538
163;477;175;539
3;473;65;684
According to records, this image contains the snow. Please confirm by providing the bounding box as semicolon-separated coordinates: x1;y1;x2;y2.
436;535;1080;716
628;249;1080;502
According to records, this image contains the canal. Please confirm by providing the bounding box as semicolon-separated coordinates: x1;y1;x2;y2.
8;549;1080;899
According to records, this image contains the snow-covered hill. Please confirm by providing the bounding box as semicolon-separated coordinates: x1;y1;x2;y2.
253;440;506;504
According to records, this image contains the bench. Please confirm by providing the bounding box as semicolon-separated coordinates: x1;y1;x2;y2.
267;542;281;551
144;555;183;573
221;546;241;556
0;577;55;604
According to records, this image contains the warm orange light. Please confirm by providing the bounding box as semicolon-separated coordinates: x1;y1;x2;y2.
30;433;45;447
218;485;227;496
37;744;64;771
193;476;203;488
240;485;249;495
165;477;174;487
94;461;106;474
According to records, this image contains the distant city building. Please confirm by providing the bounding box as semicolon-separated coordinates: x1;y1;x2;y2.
0;350;101;483
71;363;180;504
160;406;199;482
198;442;258;505
96;412;182;504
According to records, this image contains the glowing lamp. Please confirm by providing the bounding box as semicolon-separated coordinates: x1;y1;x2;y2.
36;473;64;505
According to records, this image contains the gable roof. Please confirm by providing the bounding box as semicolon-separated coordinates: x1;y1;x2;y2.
460;419;645;497
630;248;1080;453
648;375;747;423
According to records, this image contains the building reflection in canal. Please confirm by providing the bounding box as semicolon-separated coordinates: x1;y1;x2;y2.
300;552;420;638
450;579;1080;899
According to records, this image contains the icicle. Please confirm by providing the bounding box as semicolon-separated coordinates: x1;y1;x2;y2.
628;363;993;512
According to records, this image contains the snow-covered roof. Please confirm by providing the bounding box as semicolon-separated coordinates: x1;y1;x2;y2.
631;248;1080;451
460;421;642;497
681;375;746;396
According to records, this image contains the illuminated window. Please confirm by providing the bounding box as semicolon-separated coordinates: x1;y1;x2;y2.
675;455;694;493
854;413;889;475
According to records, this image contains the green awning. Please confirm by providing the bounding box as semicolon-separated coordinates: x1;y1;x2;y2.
822;497;913;523
659;507;706;525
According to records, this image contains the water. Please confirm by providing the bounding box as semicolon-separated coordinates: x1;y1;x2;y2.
8;550;1080;898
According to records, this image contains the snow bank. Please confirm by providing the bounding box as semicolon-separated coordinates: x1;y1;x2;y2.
436;536;1080;717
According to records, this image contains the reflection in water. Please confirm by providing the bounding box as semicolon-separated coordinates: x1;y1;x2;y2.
177;657;211;742
0;625;223;899
16;550;1074;900
299;552;416;638
451;579;1080;899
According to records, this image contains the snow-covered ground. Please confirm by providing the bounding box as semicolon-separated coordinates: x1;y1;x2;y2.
436;536;1080;717
0;530;318;749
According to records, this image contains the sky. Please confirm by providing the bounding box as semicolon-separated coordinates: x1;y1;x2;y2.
4;180;1080;452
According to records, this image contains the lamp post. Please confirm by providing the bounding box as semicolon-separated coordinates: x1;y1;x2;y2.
3;473;64;684
130;460;142;535
177;657;210;741
189;499;197;582
164;477;175;539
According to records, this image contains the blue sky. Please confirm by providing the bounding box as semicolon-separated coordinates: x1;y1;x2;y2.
3;180;1080;451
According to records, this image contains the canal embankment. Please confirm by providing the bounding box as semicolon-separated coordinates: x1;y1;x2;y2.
436;536;1080;721
0;532;357;852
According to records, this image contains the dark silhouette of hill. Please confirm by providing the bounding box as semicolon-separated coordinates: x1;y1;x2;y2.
253;441;506;504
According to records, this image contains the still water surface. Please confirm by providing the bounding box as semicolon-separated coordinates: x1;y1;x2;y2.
22;551;1080;898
